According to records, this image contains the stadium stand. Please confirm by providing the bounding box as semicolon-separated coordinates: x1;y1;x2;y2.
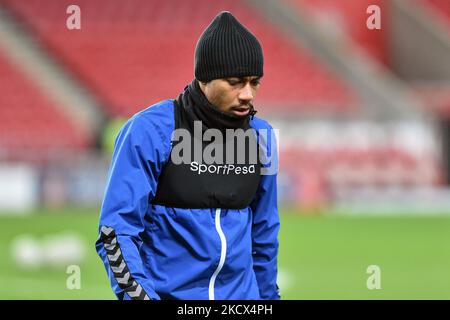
0;0;446;207
421;0;450;28
411;0;450;119
285;0;389;65
413;86;450;119
0;49;90;162
279;145;445;206
2;0;359;117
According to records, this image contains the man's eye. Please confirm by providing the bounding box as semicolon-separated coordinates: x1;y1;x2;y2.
251;81;260;86
228;80;239;86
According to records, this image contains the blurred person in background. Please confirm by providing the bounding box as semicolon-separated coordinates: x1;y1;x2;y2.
95;11;280;300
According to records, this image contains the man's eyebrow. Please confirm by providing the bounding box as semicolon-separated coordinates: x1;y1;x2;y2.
225;77;261;82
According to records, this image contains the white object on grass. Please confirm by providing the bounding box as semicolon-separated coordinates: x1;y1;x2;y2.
10;235;43;270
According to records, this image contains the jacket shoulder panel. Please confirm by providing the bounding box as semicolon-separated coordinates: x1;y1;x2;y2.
133;99;175;136
122;99;175;163
250;116;274;131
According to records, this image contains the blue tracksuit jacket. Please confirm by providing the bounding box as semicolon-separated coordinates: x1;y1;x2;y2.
95;99;280;300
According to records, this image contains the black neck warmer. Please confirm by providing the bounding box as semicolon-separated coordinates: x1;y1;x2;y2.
152;79;262;209
176;79;257;132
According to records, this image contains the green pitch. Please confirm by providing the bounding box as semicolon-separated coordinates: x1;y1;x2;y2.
0;207;449;299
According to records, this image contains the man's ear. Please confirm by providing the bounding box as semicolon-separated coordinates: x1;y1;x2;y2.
198;81;208;91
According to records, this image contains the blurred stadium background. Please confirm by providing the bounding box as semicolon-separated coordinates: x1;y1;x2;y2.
0;0;450;299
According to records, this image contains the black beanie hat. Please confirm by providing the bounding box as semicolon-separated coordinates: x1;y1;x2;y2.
194;11;264;82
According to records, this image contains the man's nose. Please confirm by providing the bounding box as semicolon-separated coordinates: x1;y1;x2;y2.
238;83;254;102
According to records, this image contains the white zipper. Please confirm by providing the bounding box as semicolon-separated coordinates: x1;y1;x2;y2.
208;208;227;300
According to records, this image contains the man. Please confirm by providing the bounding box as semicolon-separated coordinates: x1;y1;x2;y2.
96;11;280;300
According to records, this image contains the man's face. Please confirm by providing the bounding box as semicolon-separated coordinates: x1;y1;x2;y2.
200;76;261;117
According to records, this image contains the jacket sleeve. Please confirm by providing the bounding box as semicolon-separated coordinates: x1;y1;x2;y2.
250;125;281;300
95;115;169;300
